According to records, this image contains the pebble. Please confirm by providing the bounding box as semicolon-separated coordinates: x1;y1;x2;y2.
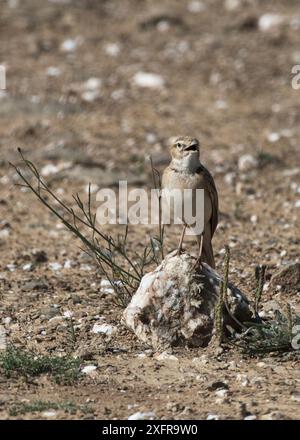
81;365;97;375
244;415;257;420
0;229;10;239
258;14;284;32
133;72;164;89
104;42;120;57
60;37;82;52
92;323;114;335
48;262;62;271
187;1;205;13
42;411;57;418
0;326;7;350
206;414;219;420
238;154;258;172
128;411;155;420
46;66;61;77
156;351;178;362
224;0;240;11
22;263;32;271
267;132;280;143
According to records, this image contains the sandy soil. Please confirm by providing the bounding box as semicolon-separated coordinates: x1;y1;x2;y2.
0;0;299;420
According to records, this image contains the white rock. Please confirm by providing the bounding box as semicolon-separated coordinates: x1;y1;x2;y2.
123;252;251;350
224;0;240;11
207;414;219;420
250;215;258;224
82;365;97;375
63;310;73;318
215;100;228;110
238;154;258;172
187;1;205;13
104;43;120;57
100;279;115;295
0;229;10;239
128;411;155;420
61;37;82;52
46;66;61;77
133;72;164;89
3;317;12;326
92;323;114;335
81;91;99;102
42;411;57;418
267;132;280;143
295;200;300;208
84;77;101;91
156;351;178;362
244;415;257;420
41;164;59;176
48;262;62;271
64;259;74;269
22;263;32;271
236;373;249;387
6;264;16;272
157;21;170;33
215;389;228;397
0;326;7;350
258;14;284;32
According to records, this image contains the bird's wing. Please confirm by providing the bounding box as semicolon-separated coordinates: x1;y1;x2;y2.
197;163;219;237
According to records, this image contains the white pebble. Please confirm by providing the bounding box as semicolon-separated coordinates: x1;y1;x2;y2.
187;1;205;13
46;66;61;77
92;323;114;335
258;14;284;32
48;262;62;271
0;326;7;350
61;37;82;52
215;389;228;397
295;200;300;208
238;154;258;172
81;365;97;375
0;229;10;239
84;77;101;91
104;42;120;57
224;0;240;11
42;411;57;418
133;72;164;89
128;411;155;420
22;263;32;271
156;351;178;362
207;414;219;420
267;132;280;143
244;415;257;420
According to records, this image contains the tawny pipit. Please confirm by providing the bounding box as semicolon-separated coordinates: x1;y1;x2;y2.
162;136;218;268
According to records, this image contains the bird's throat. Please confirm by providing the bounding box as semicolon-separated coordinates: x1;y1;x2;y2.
171;154;200;174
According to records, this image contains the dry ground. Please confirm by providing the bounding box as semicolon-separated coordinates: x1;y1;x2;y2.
0;0;299;420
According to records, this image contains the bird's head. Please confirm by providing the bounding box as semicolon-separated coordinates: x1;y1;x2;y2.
169;136;200;160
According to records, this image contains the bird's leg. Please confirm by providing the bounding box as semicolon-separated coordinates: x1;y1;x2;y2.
177;224;187;255
193;233;204;269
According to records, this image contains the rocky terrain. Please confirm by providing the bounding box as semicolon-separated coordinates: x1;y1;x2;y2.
0;0;299;420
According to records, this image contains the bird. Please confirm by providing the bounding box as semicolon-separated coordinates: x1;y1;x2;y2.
162;136;218;268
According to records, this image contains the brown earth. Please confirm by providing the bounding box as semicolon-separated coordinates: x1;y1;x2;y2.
0;0;299;420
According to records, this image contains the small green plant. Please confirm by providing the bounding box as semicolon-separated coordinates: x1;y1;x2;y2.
0;345;81;384
9;400;77;417
214;249;300;355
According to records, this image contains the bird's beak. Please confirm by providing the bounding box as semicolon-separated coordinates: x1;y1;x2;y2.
184;143;198;152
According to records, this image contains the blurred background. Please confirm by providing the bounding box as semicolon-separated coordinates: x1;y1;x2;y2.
1;0;300;276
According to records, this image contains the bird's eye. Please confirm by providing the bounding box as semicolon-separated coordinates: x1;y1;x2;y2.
176;143;182;149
